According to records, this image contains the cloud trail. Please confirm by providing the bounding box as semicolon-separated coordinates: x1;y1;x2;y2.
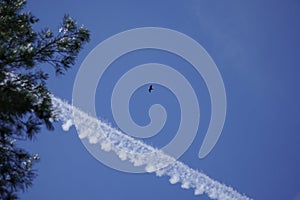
51;96;252;200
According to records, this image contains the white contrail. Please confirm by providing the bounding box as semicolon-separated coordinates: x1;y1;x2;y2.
51;96;252;200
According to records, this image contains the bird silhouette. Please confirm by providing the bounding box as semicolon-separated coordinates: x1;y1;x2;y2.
148;85;153;93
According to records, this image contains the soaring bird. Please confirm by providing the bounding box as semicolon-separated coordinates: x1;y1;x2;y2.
148;85;153;93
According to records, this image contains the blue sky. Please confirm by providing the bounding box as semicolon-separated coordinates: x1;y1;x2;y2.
18;0;300;199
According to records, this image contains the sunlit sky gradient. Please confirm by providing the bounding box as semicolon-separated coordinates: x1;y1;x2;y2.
19;1;300;199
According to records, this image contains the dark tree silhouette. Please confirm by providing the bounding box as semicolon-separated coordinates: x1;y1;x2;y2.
0;0;90;199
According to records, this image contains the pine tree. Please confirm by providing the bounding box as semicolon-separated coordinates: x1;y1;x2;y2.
0;0;90;198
